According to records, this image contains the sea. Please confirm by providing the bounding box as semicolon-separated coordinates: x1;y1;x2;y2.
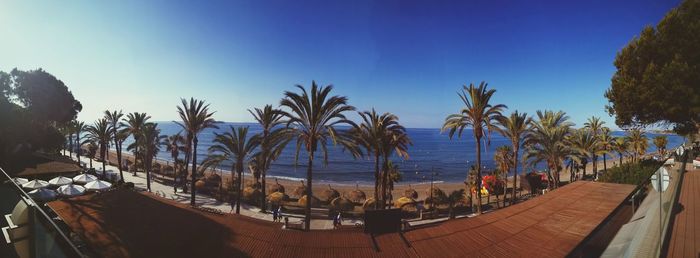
117;122;686;185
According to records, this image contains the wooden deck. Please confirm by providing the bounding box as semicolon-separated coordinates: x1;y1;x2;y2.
666;169;700;258
47;181;634;258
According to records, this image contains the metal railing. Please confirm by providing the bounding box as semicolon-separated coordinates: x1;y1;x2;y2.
0;166;85;258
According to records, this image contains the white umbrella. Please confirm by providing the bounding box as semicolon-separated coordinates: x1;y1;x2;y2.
84;180;112;191
48;176;73;186
73;174;97;184
29;188;57;201
11;177;28;185
57;184;86;197
22;179;49;190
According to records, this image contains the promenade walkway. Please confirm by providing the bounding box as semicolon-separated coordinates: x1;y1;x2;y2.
666;168;700;258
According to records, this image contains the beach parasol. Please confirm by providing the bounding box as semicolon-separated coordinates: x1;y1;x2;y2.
292;180;307;198
48;176;73;186
73;174;97;184
267;192;289;205
298;195;320;208
243;186;262;202
11;177;28;185
362;198;377;211
84;180;112;191
319;184;340;203
344;184;366;204
57;184;86;197
404;184;418;199
268;178;285;194
394;196;416;208
22;179;49;190
330;197;355;212
28;188;57;201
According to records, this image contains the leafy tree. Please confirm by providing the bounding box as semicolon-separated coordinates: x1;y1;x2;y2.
584;116;605;178
627;128;648;162
442;82;506;214
105;110;126;181
123;112;151;175
165;132;187;193
141;123;165;192
605;0;700;135
524;110;573;188
495;111;530;206
176;98;219;206
280;81;359;230
86;119;112;177
653;135;668;155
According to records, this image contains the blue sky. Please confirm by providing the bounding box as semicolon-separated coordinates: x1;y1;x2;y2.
0;0;679;129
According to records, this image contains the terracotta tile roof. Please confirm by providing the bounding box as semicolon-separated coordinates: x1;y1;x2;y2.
47;181;633;258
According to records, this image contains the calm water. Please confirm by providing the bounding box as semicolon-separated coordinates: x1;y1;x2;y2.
119;122;685;185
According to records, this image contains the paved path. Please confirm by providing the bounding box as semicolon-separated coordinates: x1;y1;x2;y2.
74;155;363;230
666;168;700;258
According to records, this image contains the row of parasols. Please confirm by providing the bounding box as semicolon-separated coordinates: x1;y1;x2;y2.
11;174;113;201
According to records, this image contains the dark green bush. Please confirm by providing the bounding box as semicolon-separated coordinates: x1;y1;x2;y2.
599;159;663;185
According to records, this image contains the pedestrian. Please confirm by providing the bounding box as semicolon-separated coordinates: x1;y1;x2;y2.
229;198;235;214
272;207;278;222
276;206;282;222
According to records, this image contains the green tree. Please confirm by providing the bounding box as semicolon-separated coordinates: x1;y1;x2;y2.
611;136;629;164
204;126;259;214
141;123;165;192
598;128;614;172
165;132;187;193
248;105;290;212
495;111;530;206
86;119;112;177
176;98;219;206
653;135;668;155
627;129;648;162
524;110;573;188
493;145;513;207
583;116;605;179
73;121;87;165
105;110;126;181
443;82;506;214
280;81;359;230
605;0;700;135
123;112;151;175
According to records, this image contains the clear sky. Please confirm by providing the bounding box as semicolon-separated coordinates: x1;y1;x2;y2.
0;0;680;129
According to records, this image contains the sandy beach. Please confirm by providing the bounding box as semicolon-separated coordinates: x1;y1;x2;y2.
91;149;629;203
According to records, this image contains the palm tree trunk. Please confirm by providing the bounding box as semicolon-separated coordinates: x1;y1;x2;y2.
592;155;598;180
133;141;139;176
89;158;93;169
603;153;607;172
511;147;519;206
236;163;242;214
190;137;198;206
382;155;390;209
173;157;178;193
183;144;191;193
475;136;483;214
305;151;314;231
76;135;81;167
374;153;380;210
260;168;267;212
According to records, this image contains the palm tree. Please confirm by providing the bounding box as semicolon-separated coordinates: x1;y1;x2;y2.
493;145;513;207
442;82;506;214
280;81;359;230
165;132;186;193
653;135;668;155
495;111;530;206
524;110;573;188
66;121;76;159
248;105;290;212
86;118;112;177
205;126;259;214
627;128;648;162
105;110;126;181
123;112;151;175
354;109;410;209
83;140;98;169
567;128;597;179
584;116;605;179
141;123;165;192
73;121;87;166
598;128;614;172
176;98;219;206
447;189;467;219
611;137;629;164
385;161;402;206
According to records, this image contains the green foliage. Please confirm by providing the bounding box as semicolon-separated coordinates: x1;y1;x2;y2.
605;0;700;134
598;159;663;185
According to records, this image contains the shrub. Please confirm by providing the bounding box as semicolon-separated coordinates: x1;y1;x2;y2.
599;159;663;185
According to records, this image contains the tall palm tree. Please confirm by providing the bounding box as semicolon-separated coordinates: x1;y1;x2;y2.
141;123;165;192
105;110;126;181
598;128;614;172
495;110;530;206
385;161;402;206
524;110;573;188
567;128;597;179
584;116;605;178
176;98;218;206
611;136;629;164
280;81;359;230
493;145;513;207
84;140;98;169
248;105;290;212
442;82;506;214
354;109;410;209
653;135;668;155
86;118;112;177
165;132;186;193
73;121;87;166
205;126;259;214
123;112;151;175
67;121;76;159
627;128;648;162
